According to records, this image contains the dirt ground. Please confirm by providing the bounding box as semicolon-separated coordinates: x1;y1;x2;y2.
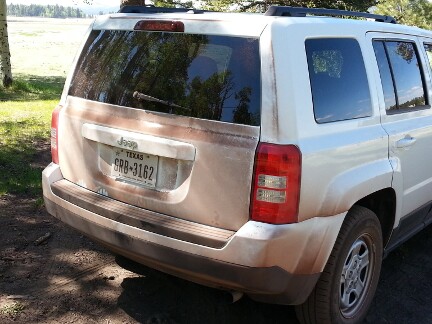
1;144;432;323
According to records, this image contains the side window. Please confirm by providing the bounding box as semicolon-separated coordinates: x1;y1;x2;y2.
425;43;432;69
373;40;427;113
373;41;397;111
306;38;372;124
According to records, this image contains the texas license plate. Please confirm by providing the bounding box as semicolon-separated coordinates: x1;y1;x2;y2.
111;148;158;187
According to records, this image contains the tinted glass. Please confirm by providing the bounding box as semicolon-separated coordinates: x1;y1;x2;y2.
386;41;426;109
425;43;432;69
373;41;397;111
306;38;372;123
69;30;261;126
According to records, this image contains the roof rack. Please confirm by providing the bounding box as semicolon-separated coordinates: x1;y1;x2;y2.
119;5;206;14
264;6;397;24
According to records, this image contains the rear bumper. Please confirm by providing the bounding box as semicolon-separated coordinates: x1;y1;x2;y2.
42;163;345;305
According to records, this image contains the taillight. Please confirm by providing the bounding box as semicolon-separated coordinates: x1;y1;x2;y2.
251;143;301;224
51;105;62;164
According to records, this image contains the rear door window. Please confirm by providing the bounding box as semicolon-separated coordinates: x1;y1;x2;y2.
372;41;398;111
306;38;372;124
425;43;432;69
69;30;261;126
373;40;427;113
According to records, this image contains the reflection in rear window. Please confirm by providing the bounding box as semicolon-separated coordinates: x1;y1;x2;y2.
69;30;261;126
306;38;372;124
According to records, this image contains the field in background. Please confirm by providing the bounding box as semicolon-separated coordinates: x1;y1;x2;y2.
0;18;92;196
7;17;91;77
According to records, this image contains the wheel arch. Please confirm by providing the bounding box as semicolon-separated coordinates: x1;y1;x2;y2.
355;187;396;248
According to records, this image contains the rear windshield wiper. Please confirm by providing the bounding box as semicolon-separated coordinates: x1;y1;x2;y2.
133;91;190;112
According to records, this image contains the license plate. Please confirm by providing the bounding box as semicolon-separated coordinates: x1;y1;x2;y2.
111;148;158;187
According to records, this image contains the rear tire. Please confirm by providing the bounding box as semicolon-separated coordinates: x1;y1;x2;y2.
295;206;383;324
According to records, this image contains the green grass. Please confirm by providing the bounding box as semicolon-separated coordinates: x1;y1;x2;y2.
0;74;64;101
0;75;63;197
0;302;25;317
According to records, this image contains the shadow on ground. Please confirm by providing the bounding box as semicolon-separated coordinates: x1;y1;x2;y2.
0;75;65;101
116;226;432;323
0;135;49;196
366;224;432;323
116;255;297;324
114;224;432;324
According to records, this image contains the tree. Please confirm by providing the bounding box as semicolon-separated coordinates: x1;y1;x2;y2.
200;0;376;13
0;0;12;87
119;0;193;8
120;0;146;7
153;0;193;7
374;0;432;29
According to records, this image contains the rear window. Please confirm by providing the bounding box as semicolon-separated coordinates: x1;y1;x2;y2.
69;30;261;126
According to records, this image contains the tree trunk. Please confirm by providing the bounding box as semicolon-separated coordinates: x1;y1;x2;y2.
0;0;12;87
120;0;146;7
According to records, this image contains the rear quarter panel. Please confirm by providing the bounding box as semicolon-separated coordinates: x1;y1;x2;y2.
260;20;393;221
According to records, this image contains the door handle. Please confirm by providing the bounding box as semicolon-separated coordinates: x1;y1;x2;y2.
396;136;417;148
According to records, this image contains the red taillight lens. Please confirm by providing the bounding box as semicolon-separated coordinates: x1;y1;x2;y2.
134;20;185;32
251;143;301;224
51;105;62;164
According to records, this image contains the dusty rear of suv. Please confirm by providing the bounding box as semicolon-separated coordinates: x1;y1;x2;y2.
44;6;323;295
42;4;432;324
44;3;328;299
55;18;262;233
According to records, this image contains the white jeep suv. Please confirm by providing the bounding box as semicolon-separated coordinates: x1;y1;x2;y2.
42;5;432;323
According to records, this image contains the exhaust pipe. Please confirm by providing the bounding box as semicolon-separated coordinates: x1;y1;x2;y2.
230;291;244;303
